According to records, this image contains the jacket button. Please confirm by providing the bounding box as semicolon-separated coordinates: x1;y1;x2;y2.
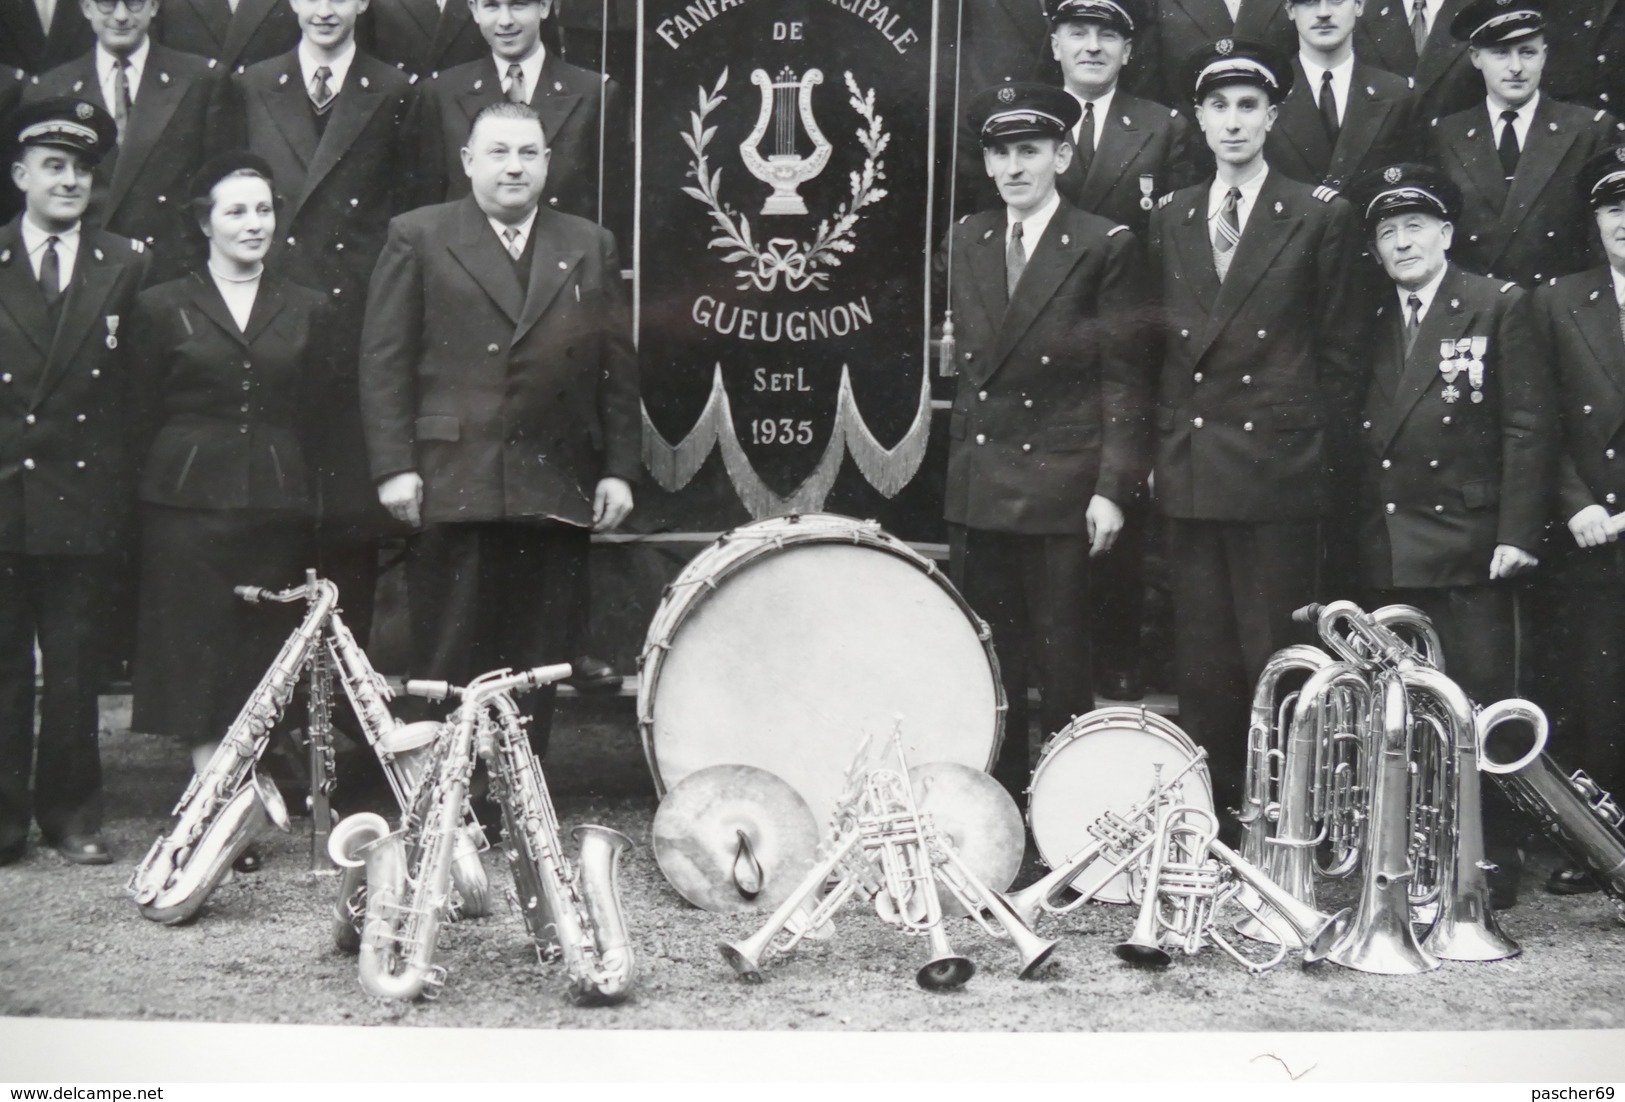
239;425;248;434
964;351;973;361
1385;503;1395;514
1024;399;1033;408
1022;443;1032;452
978;390;987;401
332;288;341;296
1362;420;1371;430
76;414;86;422
549;196;559;206
240;403;250;413
1585;405;1594;414
1243;421;1254;432
1429;459;1439;468
335;242;344;251
1193;372;1203;383
243;361;251;369
1381;459;1391;469
156;194;166;203
242;380;251;391
24;414;34;424
287;237;296;246
1469;234;1479;242
1434;504;1444;513
1192;416;1204;428
1241;375;1251;385
75;460;85;470
1180;329;1190;339
488;343;500;354
975;433;986;445
1040;355;1051;365
1;374;10;383
1256;329;1266;339
22;458;34;470
91;369;100;378
1442;415;1452;425
350;198;359;207
1610;493;1619;505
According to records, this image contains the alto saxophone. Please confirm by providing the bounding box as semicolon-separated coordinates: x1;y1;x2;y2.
125;574;339;924
482;687;635;1005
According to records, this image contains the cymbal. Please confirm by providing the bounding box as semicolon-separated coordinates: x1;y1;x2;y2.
652;764;821;913
909;761;1024;912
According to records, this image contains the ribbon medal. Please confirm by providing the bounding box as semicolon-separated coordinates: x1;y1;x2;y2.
1467;335;1488;403
1438;338;1460;384
1139;175;1155;211
105;315;119;350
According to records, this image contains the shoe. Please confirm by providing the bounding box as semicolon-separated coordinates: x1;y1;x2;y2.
0;842;25;867
565;655;623;695
232;844;264;874
1546;864;1600;895
54;834;112;866
1485;846;1525;911
1098;668;1144;702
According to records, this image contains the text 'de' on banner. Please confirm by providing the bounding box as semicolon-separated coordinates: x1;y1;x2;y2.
635;0;940;519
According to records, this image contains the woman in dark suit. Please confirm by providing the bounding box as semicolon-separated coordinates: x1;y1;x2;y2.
129;152;329;868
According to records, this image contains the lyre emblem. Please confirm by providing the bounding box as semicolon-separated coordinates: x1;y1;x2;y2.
740;68;832;216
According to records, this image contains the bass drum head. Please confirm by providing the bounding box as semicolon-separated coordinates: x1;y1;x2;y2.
641;515;1004;824
1027;709;1213;904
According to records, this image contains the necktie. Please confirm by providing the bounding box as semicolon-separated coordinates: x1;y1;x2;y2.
40;236;61;306
1006;221;1026;299
503;227;523;261
1213;187;1241;281
1617;299;1625;349
1497;109;1520;180
1405;293;1423;355
506;63;527;104
1318;70;1339;140
310;65;334;113
112;57;131;141
1410;0;1428;57
1074;101;1095;179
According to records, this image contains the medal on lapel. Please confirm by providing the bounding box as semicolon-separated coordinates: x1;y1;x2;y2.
1467;335;1488;403
105;316;119;350
1139;175;1155;211
1442;384;1461;403
1439;338;1461;384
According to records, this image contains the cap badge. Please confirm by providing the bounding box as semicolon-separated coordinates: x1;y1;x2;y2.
998;86;1016;103
1384;166;1403;183
1216;37;1234;54
1274;201;1283;213
75;102;92;120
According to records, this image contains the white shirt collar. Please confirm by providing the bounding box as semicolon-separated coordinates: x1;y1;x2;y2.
495;43;546;102
97;37;149;102
488;207;539;254
1298;51;1354;123
1208;163;1269;234
1065;85;1115;148
1610;265;1625;307
1396;261;1449;318
298;39;357;95
20;216;81;284
1487;90;1539;144
1008;189;1061;251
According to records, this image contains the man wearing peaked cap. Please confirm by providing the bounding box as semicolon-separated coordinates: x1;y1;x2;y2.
1264;0;1418;192
1525;144;1625;894
944;81;1152;798
1047;0;1198;701
0;97;150;868
1428;0;1624;288
1146;38;1361;830
1350;161;1554;905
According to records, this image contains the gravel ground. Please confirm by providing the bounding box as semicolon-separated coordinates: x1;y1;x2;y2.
2;694;1624;1052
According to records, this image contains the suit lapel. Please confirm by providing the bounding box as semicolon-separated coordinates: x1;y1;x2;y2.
33;239;122;406
961;215;1010;388
456;59;499;128
1080;107;1150;209
107;54;190;219
429;0;472;63
262;57;320;171
1445;111;1508;212
1570;272;1625;400
1497;99;1578;230
0;0;47;61
400;0;437;40
448;198;524;325
532;53;584;137
1382;267;1467;449
242;277;288;344
514;213;581;345
1192;175;1297;360
220;0;279;68
1172;190;1221;315
0;221;50;356
1369;296;1407;397
1278;62;1335;177
297;62;388;214
1328;72;1390;183
1415;0;1469;88
988;207;1087;372
186;270;250;346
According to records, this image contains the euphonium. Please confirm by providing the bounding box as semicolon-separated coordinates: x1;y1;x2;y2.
1237;645;1335;871
480;681;635;1005
1327;669;1440;974
125;573;335;923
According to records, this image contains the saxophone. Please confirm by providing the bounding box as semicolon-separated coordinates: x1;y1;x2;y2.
125;573;337;924
482;686;635;1004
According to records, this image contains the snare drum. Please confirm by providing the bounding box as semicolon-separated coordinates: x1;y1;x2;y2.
639;514;1006;823
1027;707;1213;904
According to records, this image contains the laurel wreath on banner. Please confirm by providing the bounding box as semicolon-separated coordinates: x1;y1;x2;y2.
681;68;890;293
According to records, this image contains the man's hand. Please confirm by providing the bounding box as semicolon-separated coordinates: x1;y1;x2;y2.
378;471;423;529
1489;543;1538;580
1569;504;1617;549
593;477;633;531
1085;494;1125;557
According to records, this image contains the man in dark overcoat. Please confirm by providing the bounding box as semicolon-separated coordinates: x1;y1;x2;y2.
223;0;415;647
0;99;148;866
1349;161;1555;905
1428;0;1625;287
1525;146;1625;895
27;0;223;282
1265;0;1417;191
1147;39;1361;824
359;100;639;755
0;0;92;74
356;0;484;80
945;82;1151;796
152;0;298;71
1133;0;1294;109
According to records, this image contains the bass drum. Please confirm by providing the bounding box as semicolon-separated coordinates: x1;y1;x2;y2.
1027;707;1213;904
639;514;1006;823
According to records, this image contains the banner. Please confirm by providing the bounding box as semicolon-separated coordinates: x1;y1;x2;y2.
635;0;941;518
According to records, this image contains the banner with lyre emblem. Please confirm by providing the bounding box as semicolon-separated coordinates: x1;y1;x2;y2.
635;0;941;518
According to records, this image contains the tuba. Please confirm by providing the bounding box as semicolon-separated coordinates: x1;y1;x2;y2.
479;682;636;1004
1237;645;1335;871
125;574;336;923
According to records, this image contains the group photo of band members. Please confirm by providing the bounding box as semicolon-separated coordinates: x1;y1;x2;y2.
4;0;1625;937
